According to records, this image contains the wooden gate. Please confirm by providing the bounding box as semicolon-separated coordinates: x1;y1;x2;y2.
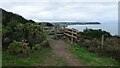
64;28;78;42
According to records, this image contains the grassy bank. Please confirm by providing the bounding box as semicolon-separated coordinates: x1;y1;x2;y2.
68;43;120;66
2;47;52;66
2;46;65;66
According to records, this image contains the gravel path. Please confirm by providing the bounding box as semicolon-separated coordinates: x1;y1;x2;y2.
49;39;83;66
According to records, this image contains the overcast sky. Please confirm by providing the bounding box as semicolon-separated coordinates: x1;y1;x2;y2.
0;0;119;23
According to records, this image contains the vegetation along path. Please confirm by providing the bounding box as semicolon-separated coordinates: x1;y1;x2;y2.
48;39;83;66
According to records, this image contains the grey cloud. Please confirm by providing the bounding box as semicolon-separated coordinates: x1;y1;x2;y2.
0;1;118;23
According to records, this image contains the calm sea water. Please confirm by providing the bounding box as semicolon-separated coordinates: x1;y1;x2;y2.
67;23;118;36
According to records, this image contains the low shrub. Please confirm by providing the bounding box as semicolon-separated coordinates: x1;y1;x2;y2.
77;37;120;62
41;40;49;47
76;29;120;62
8;40;30;55
32;44;41;50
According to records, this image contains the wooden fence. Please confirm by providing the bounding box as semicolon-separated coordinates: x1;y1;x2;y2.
64;28;78;42
42;26;78;42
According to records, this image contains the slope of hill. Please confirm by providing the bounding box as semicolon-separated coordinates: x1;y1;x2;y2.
2;8;49;52
1;8;35;25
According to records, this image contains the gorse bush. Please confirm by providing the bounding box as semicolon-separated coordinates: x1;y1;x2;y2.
2;26;13;49
2;8;50;50
8;40;21;54
32;44;41;50
2;9;51;59
2;26;12;36
103;37;120;61
41;40;49;47
3;22;49;50
77;36;120;62
76;29;120;62
8;40;30;55
81;29;111;39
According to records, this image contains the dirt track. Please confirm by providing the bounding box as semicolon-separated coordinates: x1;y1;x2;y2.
49;39;82;66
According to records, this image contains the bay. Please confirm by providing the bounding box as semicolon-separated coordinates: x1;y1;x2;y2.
67;23;118;36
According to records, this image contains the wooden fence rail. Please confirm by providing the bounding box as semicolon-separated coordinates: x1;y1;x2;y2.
43;26;78;42
64;28;78;42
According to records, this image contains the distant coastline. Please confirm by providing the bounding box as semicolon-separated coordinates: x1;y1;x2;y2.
48;22;101;26
67;22;118;36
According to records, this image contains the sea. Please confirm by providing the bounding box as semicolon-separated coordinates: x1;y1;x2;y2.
67;23;118;36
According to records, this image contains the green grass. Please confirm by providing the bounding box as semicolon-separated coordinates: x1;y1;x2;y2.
42;53;65;66
68;43;120;66
2;47;52;66
2;47;65;66
0;51;2;67
46;35;54;40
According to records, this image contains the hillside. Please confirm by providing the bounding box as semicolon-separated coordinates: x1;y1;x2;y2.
2;8;120;67
1;8;35;26
2;8;49;53
1;8;53;27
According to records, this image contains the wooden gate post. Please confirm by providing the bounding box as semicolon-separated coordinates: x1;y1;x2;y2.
71;29;73;43
102;35;104;45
